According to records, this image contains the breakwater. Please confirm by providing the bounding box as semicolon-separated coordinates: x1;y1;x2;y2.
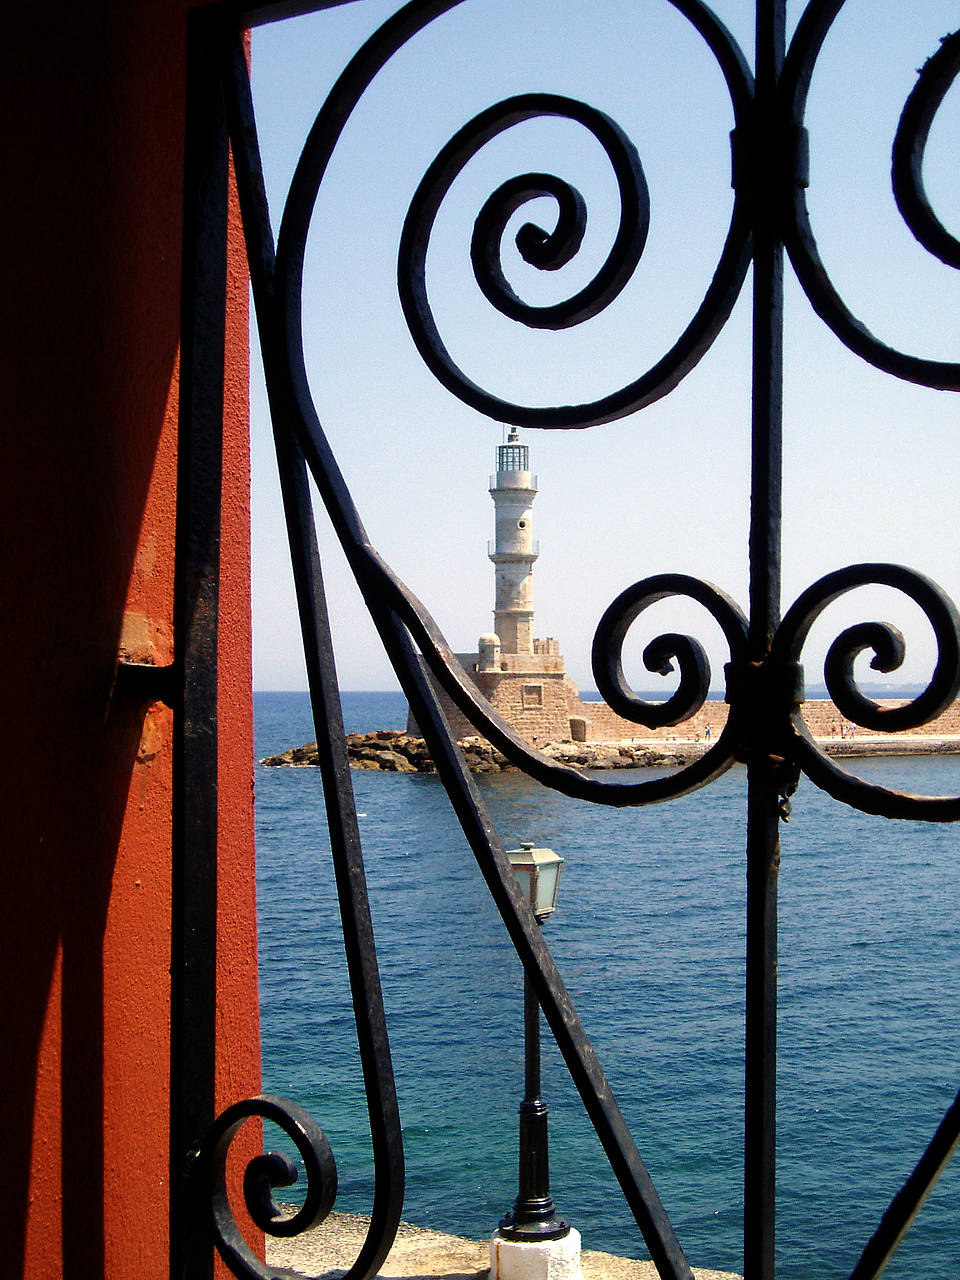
263;731;697;771
261;727;960;773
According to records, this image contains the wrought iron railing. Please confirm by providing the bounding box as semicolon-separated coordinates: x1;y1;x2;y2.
173;3;960;1278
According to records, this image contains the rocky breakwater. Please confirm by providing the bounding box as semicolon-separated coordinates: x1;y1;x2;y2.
262;730;704;773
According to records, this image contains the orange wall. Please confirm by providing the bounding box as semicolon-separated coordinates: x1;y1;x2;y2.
2;4;258;1276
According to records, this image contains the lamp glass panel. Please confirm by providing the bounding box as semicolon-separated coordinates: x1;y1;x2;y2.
534;859;562;916
512;863;535;907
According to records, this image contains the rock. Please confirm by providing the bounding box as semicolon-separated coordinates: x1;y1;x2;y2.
262;745;316;766
264;728;960;775
376;751;417;773
262;731;721;775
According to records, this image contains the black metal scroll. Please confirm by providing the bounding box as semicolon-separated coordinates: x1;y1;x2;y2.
782;2;960;389
774;564;960;820
181;3;960;1279
200;1096;338;1278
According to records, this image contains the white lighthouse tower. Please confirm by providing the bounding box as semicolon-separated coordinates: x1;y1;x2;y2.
407;424;572;743
488;427;538;654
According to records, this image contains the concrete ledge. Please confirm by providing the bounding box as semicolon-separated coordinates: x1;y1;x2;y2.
265;1211;741;1280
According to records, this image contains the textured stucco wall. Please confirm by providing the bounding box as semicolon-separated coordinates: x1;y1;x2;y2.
2;5;258;1276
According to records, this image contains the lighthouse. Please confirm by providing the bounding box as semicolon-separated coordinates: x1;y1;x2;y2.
407;424;572;743
488;427;538;654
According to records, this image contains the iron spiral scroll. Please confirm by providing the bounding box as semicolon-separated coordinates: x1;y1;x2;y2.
196;2;960;1278
782;2;960;387
195;1097;339;1279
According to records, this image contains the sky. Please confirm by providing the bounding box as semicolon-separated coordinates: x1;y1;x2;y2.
249;0;960;695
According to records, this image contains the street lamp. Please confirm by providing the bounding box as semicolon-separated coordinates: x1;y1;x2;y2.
498;842;569;1243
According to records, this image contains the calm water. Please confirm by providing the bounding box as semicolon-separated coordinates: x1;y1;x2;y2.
254;691;960;1279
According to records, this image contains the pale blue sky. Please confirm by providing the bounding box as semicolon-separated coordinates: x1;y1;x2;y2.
249;0;960;694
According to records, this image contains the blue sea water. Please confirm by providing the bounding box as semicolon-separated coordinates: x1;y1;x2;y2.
254;691;960;1278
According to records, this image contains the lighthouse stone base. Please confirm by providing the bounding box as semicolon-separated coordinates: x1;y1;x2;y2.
489;1228;582;1280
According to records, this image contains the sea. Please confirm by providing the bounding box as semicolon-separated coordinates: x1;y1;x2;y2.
254;691;960;1279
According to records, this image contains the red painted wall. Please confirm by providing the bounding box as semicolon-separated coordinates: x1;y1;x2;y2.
2;4;258;1275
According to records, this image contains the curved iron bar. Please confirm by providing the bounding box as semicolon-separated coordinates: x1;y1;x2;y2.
848;1088;960;1280
261;10;754;1267
269;0;756;803
234;386;704;1270
781;0;960;389
198;1096;338;1279
207;38;405;1280
363;596;697;1279
773;563;960;819
398;91;655;417
402;91;647;313
277;0;754;428
472;171;592;312
892;28;960;272
379;553;745;805
788;723;960;823
461;102;651;329
220;5;960;1278
235;296;744;809
592;573;748;727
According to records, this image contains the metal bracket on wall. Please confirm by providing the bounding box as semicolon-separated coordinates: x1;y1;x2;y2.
115;659;177;709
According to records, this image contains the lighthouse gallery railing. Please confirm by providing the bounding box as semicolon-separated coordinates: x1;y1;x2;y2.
173;4;960;1278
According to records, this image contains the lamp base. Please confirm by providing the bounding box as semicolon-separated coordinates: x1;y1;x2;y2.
497;1209;570;1242
490;1225;581;1280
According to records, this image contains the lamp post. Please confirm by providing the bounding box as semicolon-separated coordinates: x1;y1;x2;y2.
499;842;569;1243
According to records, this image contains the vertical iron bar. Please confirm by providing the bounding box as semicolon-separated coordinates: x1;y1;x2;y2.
744;3;786;1279
273;426;405;1280
375;610;693;1280
224;36;404;1275
172;8;229;1278
749;0;785;648
743;777;781;1280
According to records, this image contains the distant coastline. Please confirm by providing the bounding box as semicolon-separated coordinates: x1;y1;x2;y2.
255;687;960;773
262;725;960;773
